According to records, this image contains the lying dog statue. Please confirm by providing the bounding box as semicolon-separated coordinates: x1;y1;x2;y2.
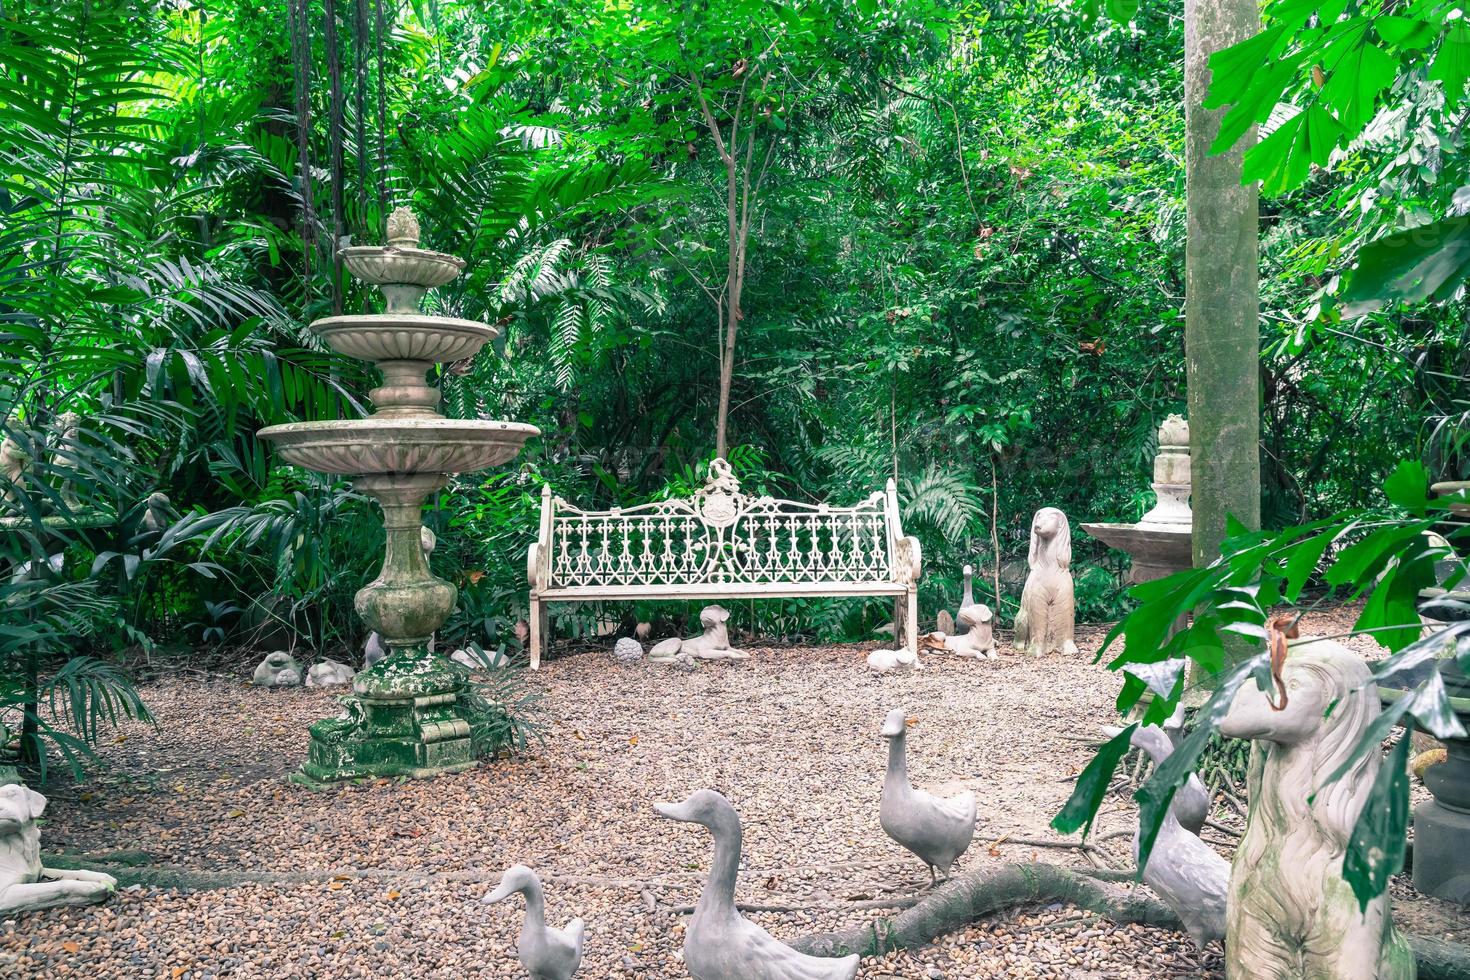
0;783;117;915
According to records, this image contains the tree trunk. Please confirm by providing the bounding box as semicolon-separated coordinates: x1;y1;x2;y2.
790;862;1470;980
715;153;739;460
1184;0;1260;566
792;863;1182;958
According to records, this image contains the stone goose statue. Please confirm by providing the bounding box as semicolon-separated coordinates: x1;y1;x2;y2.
482;864;584;979
879;708;976;883
655;790;860;980
1106;724;1209;838
1125;725;1227;948
961;563;975;609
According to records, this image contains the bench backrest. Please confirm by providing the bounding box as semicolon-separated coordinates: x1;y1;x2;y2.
536;459;904;591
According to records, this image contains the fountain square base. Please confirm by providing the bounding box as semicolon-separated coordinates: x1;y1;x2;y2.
1413;798;1470;904
290;650;483;788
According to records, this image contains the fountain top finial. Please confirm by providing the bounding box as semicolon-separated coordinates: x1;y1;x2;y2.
1158;413;1189;450
386;207;421;248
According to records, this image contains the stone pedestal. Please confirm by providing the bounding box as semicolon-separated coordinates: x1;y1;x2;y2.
1410;657;1470;904
1415;798;1470;903
294;650;477;787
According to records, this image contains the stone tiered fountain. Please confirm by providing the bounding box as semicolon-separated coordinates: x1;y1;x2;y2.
259;208;538;787
1082;414;1193;584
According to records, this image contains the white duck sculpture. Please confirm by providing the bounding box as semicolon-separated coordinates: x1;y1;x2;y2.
655;790;860;980
879;708;976;883
1126;725;1227;948
1128;724;1208;837
482;864;585;979
961;563;975;609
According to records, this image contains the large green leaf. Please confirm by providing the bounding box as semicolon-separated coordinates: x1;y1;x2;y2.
1429;22;1470;107
1052;724;1138;837
1341;216;1470;315
1319;36;1397;130
1241;104;1344;195
1343;735;1411;911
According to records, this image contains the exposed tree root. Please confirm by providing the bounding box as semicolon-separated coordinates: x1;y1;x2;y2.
791;862;1470;980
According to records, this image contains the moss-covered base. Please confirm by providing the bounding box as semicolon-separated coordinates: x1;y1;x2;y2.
291;648;485;786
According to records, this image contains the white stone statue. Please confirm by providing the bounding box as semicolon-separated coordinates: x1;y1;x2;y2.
48;412;81;508
0;432;30;506
1013;507;1078;658
865;647;918;674
1219;638;1416;979
1125;725;1227;949
954;604;998;658
0;784;116;914
363;631;388;667
140;491;173;535
879;708;976;884
482;864;584;979
612;637;643;664
305;659;355;688
651;605;748;662
655;789;860;980
252;651;303;687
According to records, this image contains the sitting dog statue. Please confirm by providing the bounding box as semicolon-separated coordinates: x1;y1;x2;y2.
0;783;117;915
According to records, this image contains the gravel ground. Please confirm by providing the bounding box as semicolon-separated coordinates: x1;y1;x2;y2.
2;608;1465;978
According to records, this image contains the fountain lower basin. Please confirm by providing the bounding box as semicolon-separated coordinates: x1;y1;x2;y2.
258;418;539;475
1081;521;1192;584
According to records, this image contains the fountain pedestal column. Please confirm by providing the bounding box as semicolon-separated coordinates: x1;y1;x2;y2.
259;207;538;787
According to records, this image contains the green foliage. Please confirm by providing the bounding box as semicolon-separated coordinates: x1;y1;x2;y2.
1056;462;1470;908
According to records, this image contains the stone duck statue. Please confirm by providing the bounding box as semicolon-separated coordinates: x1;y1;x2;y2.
879;708;976;883
1106;724;1208;838
655;790;859;980
1125;725;1226;948
482;864;584;979
961;563;975;609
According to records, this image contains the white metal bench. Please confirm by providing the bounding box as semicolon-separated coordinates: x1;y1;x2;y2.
526;459;922;667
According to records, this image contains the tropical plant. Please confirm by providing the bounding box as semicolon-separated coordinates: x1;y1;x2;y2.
1055;461;1467;908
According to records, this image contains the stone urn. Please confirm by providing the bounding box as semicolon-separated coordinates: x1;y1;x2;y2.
1082;414;1193;584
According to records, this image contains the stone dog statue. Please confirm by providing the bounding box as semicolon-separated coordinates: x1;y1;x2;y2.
1219;638;1416;980
0;784;117;915
651;605;748;661
1012;507;1078;658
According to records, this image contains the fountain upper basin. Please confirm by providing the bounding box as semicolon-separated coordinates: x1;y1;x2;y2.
312;314;498;364
340;245;464;288
258;418;539;476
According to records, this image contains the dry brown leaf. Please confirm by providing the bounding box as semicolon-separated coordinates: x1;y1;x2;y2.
62;941;80;954
386;890;401;900
628;735;639;747
329;881;345;891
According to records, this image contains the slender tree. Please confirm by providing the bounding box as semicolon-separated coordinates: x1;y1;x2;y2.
1184;0;1261;564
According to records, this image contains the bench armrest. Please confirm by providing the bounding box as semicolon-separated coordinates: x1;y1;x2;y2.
896;535;922;585
527;542;546;593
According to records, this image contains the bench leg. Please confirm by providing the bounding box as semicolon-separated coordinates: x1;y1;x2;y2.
904;588;919;656
529;597;547;670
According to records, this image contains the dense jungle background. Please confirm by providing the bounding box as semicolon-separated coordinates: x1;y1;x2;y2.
3;0;1466;764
